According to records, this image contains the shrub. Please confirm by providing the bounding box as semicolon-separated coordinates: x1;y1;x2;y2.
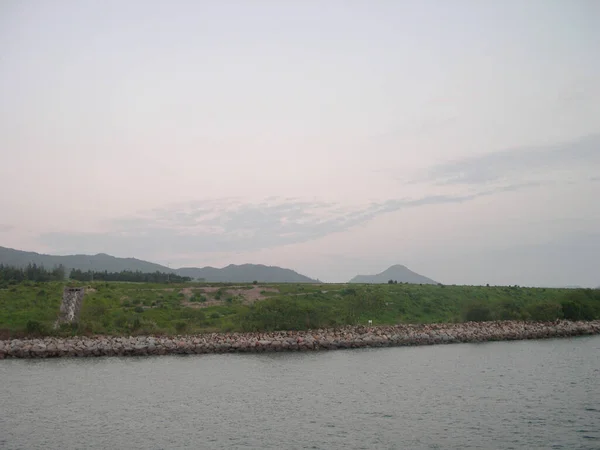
130;316;141;331
137;320;158;334
560;289;600;321
179;309;206;321
190;294;207;303
174;321;187;333
222;321;235;332
561;300;597;321
526;302;563;322
562;301;582;320
26;320;46;335
134;306;144;313
238;296;339;332
499;299;521;320
59;322;78;334
214;288;226;300
87;302;108;317
113;314;129;330
464;303;492;322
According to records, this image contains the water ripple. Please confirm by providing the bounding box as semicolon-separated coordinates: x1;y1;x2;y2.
1;336;599;450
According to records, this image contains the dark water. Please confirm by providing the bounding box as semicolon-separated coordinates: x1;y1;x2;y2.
1;337;599;450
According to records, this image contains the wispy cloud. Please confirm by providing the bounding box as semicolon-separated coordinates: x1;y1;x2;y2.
35;134;597;260
420;133;600;186
38;183;541;258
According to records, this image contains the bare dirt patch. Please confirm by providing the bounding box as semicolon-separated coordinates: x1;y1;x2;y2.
180;285;280;308
178;287;194;301
230;286;279;302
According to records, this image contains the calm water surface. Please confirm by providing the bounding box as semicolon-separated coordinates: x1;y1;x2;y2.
1;336;599;450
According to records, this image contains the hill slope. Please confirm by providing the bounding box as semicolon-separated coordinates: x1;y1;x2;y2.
0;246;318;283
176;264;318;283
0;246;169;273
349;264;438;284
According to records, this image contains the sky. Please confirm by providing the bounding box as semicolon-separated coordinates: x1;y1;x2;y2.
1;0;599;286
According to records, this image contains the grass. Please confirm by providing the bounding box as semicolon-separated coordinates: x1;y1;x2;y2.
0;280;598;338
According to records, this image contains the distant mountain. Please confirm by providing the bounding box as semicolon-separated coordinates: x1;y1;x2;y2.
349;264;438;285
0;246;169;273
0;246;317;283
176;264;318;283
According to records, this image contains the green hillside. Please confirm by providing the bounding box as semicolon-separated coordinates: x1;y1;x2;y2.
1;281;598;338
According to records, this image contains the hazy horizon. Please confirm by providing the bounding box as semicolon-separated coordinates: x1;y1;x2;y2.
1;1;599;287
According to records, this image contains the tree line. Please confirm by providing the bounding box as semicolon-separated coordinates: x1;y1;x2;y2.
0;264;191;284
69;269;191;283
0;263;66;283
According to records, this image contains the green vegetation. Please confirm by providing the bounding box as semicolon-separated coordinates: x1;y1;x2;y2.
0;264;66;284
0;281;599;338
0;264;189;285
0;282;65;338
190;293;207;303
69;269;190;283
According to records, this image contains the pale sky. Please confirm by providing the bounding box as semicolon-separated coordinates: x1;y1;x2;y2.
1;0;599;286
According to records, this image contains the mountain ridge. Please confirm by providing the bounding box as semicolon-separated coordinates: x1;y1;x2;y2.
348;264;438;284
176;263;319;283
0;246;318;283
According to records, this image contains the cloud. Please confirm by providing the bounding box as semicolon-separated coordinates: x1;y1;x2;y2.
38;183;541;258
420;133;600;186
35;134;598;261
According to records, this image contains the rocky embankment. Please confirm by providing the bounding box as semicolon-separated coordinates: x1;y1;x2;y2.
1;320;599;359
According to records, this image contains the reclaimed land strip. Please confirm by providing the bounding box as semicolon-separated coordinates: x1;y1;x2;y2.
1;320;599;359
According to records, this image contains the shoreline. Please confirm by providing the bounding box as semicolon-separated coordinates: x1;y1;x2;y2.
1;320;599;359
